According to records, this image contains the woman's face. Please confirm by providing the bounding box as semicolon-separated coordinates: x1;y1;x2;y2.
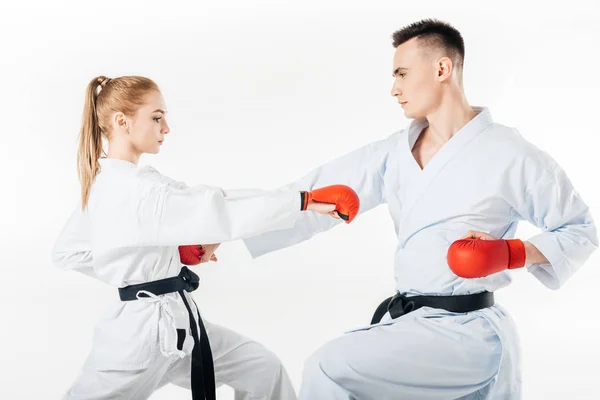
125;90;170;155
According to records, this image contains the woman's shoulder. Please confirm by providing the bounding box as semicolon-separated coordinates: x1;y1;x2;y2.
135;165;187;189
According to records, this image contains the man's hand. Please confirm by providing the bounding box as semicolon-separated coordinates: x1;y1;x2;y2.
460;230;497;240
459;230;549;265
447;231;526;278
301;185;360;223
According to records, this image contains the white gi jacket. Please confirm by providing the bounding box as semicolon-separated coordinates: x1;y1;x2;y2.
53;158;303;370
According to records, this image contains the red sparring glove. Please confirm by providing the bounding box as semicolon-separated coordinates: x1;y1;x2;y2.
447;238;526;278
178;245;206;266
300;184;360;223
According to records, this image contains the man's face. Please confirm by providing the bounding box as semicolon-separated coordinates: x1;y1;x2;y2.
390;38;443;119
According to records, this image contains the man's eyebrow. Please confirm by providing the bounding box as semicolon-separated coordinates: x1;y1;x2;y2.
392;67;408;77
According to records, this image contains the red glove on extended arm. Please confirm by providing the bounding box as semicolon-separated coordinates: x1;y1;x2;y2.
300;184;360;223
178;245;205;266
447;238;526;278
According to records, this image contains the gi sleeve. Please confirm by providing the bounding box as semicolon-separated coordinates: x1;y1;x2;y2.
242;132;396;258
51;203;95;278
512;150;598;289
93;184;303;249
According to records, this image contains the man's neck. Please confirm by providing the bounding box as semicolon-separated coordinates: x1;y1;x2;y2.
422;92;477;146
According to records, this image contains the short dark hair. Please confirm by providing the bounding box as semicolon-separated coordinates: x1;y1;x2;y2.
391;19;465;69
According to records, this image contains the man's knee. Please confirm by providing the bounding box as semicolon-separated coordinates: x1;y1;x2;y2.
302;341;349;383
301;348;323;381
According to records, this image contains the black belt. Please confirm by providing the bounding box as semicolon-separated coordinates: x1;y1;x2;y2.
371;291;494;325
119;267;216;400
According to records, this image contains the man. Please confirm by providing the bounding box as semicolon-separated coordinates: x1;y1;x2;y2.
243;19;598;399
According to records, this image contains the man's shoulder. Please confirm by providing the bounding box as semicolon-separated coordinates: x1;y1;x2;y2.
485;122;558;170
484;122;532;148
376;128;407;145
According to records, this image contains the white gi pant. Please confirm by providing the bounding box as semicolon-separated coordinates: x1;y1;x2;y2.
63;320;297;400
299;304;521;400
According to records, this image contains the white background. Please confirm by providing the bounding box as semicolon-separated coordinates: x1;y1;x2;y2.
1;0;599;399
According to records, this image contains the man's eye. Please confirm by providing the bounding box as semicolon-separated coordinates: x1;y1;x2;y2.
399;73;406;78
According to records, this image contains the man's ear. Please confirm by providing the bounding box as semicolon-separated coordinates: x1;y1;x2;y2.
437;57;453;82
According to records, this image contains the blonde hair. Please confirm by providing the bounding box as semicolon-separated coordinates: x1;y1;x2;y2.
77;75;160;210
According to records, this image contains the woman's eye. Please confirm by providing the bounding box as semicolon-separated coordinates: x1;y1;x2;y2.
153;117;162;122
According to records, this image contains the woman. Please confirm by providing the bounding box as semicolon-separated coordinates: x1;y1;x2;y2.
52;75;359;400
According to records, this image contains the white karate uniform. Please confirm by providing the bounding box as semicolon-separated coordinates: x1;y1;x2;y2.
52;158;301;399
243;107;598;399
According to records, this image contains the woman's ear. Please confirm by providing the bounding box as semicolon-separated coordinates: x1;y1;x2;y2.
114;112;129;134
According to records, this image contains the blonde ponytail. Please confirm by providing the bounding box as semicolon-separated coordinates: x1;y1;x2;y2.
77;76;109;210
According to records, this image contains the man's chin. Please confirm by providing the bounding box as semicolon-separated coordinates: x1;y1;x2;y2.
403;109;415;119
403;109;424;120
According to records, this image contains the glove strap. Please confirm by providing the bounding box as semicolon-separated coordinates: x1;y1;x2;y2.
506;239;526;269
300;191;311;211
